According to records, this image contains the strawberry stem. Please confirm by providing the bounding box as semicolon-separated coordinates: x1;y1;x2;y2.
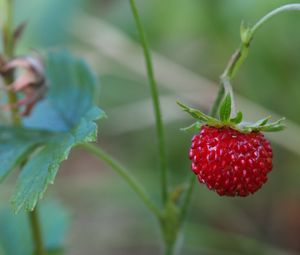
28;208;46;255
251;4;300;35
211;3;300;118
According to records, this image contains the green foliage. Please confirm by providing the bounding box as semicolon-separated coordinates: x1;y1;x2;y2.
178;100;285;133
0;127;51;182
12;107;103;212
0;201;69;255
0;51;105;213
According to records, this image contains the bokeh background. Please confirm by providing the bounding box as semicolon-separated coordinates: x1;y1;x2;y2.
1;0;300;254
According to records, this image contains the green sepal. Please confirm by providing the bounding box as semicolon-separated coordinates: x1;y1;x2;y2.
230;111;243;124
180;122;202;133
178;101;286;134
254;116;271;126
237;117;286;133
219;94;232;122
177;102;220;126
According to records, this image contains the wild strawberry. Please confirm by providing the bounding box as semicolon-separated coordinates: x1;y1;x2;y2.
178;93;285;197
189;126;273;196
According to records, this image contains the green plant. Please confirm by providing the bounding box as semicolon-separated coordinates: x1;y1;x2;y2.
0;1;299;255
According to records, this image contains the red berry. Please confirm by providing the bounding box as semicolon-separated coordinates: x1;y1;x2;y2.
189;126;273;196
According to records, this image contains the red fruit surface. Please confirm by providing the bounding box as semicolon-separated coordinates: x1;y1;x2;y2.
189;126;273;196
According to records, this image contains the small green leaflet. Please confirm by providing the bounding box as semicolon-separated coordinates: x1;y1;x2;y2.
219;94;232;122
0;51;105;213
12;107;104;212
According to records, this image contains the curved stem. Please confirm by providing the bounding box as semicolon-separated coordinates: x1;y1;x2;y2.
81;143;161;218
28;209;46;255
3;2;45;255
251;4;300;35
211;3;300;117
129;0;169;204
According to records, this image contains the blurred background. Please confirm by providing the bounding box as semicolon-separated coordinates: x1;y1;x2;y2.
1;0;300;254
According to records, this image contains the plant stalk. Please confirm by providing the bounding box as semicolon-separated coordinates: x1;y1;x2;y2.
129;0;169;204
28;209;46;255
82;143;161;218
3;0;21;125
3;1;46;255
164;243;175;255
211;3;300;117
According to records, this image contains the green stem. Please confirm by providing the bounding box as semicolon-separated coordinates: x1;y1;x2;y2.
81;143;161;218
28;209;46;255
164;243;175;255
129;0;169;204
210;85;225;118
179;175;196;226
3;2;45;255
251;4;300;35
3;0;21;125
211;3;300;117
3;0;14;57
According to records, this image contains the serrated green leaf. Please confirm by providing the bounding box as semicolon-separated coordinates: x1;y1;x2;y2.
0;201;69;255
230;111;243;124
0;127;53;182
219;94;232;122
12;108;104;213
0;51;106;212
